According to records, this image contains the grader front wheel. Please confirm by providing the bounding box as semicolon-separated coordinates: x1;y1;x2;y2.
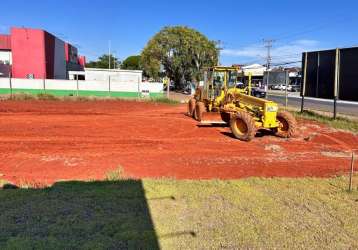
275;111;296;138
229;111;256;141
194;102;205;121
187;98;196;117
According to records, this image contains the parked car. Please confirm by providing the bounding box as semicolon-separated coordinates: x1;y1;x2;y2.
163;81;175;91
236;82;267;98
183;82;195;95
288;85;300;92
251;87;267;98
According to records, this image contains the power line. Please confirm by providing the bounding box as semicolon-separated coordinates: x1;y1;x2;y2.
272;61;302;66
263;39;275;69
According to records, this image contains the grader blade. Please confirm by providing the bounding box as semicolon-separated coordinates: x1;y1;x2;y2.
199;112;226;125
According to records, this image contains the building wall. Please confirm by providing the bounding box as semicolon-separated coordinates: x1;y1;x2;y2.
44;31;55;79
53;37;66;79
0;35;11;50
2;27;83;79
11;28;46;79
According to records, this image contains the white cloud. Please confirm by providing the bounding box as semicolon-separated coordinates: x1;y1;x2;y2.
222;39;322;65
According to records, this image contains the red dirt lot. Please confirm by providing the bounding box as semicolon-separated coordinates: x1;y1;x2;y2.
0;100;357;185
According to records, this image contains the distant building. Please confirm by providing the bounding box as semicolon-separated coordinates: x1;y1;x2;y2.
0;27;85;79
69;68;143;83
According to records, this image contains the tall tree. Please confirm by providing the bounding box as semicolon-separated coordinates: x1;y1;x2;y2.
121;55;142;70
86;54;120;69
141;26;218;88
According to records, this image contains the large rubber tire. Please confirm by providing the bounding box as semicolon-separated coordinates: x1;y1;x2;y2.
275;111;296;138
187;98;196;117
194;102;205;121
230;111;256;141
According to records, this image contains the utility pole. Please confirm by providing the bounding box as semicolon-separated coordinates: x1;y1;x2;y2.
263;39;275;92
108;40;111;71
263;39;275;70
216;40;224;65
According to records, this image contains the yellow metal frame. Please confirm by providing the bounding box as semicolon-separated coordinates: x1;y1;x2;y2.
222;93;279;129
200;66;246;111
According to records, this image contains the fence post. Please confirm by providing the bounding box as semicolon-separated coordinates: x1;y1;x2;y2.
167;77;170;99
333;48;340;119
76;74;79;97
349;152;355;192
9;72;12;98
333;97;338;119
285;70;288;110
108;75;111;97
43;77;46;93
301;52;308;113
137;77;140;98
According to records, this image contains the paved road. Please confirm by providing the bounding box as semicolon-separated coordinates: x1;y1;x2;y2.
169;90;358;117
267;94;358;117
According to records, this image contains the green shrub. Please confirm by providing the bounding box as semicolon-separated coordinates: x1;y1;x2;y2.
10;92;36;100
36;93;59;100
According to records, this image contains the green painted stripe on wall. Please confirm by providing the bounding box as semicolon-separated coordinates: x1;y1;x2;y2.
0;88;163;98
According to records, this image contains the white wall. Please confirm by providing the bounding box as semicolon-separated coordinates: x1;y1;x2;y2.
12;78;44;89
0;51;12;64
0;77;10;88
83;68;142;83
0;77;163;94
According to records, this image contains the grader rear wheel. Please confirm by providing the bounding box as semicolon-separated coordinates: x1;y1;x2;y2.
187;98;196;117
229;111;256;141
194;102;205;121
275;111;296;138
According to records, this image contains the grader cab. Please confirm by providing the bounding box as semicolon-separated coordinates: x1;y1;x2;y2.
187;66;246;122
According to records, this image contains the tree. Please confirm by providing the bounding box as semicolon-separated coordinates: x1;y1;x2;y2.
121;55;142;70
86;54;120;69
141;26;218;88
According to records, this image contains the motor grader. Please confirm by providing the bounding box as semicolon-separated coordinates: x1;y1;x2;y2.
188;66;296;141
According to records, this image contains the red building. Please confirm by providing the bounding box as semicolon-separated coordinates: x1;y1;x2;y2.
0;27;85;79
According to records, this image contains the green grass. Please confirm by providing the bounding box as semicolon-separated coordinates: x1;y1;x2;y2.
0;179;10;188
2;92;179;105
149;96;180;105
0;176;357;249
294;110;358;133
105;166;125;181
36;93;60;101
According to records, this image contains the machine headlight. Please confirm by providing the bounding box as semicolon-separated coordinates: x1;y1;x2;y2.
266;106;278;112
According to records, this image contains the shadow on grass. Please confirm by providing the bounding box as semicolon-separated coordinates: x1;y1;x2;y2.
0;180;160;249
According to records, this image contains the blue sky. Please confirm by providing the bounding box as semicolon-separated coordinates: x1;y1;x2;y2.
1;0;358;66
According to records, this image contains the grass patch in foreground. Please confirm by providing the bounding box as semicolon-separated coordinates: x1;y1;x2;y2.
294;110;358;133
0;176;357;249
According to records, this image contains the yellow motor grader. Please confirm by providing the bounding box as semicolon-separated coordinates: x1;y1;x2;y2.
187;66;296;141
